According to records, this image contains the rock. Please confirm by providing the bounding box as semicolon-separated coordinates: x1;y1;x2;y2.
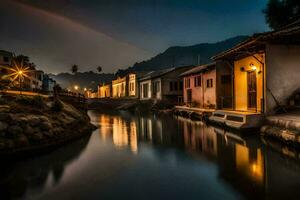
28;117;41;126
29;133;44;141
24;125;35;135
7;125;23;137
15;134;29;147
5;140;14;149
43;131;54;138
0;121;8;131
40;121;52;131
0;113;12;121
0;140;5;150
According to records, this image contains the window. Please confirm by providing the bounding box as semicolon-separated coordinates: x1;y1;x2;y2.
143;83;149;98
194;76;201;87
169;82;173;91
174;82;178;91
206;79;213;88
153;81;160;95
185;78;190;88
130;82;135;92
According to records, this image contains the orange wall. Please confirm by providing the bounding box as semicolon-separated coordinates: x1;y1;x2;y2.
234;54;264;112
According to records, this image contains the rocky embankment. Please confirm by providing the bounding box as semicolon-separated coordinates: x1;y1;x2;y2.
0;96;96;158
261;112;300;147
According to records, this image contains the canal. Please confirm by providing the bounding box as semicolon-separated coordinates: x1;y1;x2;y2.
1;111;300;200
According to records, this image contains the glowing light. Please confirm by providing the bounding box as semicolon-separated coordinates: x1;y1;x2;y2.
84;88;87;91
74;85;79;90
251;65;257;71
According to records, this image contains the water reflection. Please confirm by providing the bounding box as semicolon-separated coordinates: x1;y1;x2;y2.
0;135;91;199
94;112;300;199
1;111;300;199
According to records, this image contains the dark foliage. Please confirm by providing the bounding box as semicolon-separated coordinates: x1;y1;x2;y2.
263;0;300;30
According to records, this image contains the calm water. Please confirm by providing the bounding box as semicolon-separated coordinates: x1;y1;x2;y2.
1;111;300;200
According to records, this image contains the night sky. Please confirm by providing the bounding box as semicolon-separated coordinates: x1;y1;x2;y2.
0;0;268;74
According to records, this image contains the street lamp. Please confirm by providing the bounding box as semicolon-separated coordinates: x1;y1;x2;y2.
74;85;79;91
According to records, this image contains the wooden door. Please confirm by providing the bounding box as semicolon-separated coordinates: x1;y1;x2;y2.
247;71;257;110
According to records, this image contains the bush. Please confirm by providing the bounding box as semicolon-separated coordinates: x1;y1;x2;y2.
51;100;63;112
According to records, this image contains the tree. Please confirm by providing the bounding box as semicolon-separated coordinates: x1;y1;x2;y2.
71;64;78;74
97;66;102;73
13;55;36;70
263;0;300;30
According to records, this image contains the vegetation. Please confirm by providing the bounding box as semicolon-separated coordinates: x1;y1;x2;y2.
71;64;78;74
263;0;300;30
97;66;102;73
12;55;36;70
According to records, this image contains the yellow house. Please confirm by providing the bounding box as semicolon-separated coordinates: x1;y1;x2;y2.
210;21;300;129
112;76;127;98
98;83;111;98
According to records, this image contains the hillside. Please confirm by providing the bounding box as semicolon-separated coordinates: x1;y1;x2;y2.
116;36;248;76
49;72;115;91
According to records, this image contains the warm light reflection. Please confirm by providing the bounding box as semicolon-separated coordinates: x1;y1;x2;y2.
235;144;264;184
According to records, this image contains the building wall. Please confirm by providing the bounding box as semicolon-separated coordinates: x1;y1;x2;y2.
183;75;203;107
234;54;264;112
112;77;127;98
203;69;217;108
139;79;152;100
0;51;13;66
266;44;300;114
152;78;162;100
98;84;111;98
183;69;217;108
215;61;233;109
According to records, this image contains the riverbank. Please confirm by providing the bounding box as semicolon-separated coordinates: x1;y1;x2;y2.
261;110;300;148
0;96;96;158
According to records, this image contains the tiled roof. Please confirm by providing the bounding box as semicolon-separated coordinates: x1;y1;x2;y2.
180;62;216;77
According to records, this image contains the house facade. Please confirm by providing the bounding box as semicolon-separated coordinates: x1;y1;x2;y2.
98;83;112;98
112;76;127;98
42;74;56;92
181;62;232;109
210;22;300;129
139;66;193;103
0;50;13;66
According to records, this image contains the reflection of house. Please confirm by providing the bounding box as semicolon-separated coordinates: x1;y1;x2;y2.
181;62;232;109
98;83;111;98
217;137;265;199
210;22;300;129
112;76;127;98
139;66;193;103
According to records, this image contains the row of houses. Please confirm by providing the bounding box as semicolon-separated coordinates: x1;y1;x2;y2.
98;20;300;129
0;50;56;92
98;66;194;103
